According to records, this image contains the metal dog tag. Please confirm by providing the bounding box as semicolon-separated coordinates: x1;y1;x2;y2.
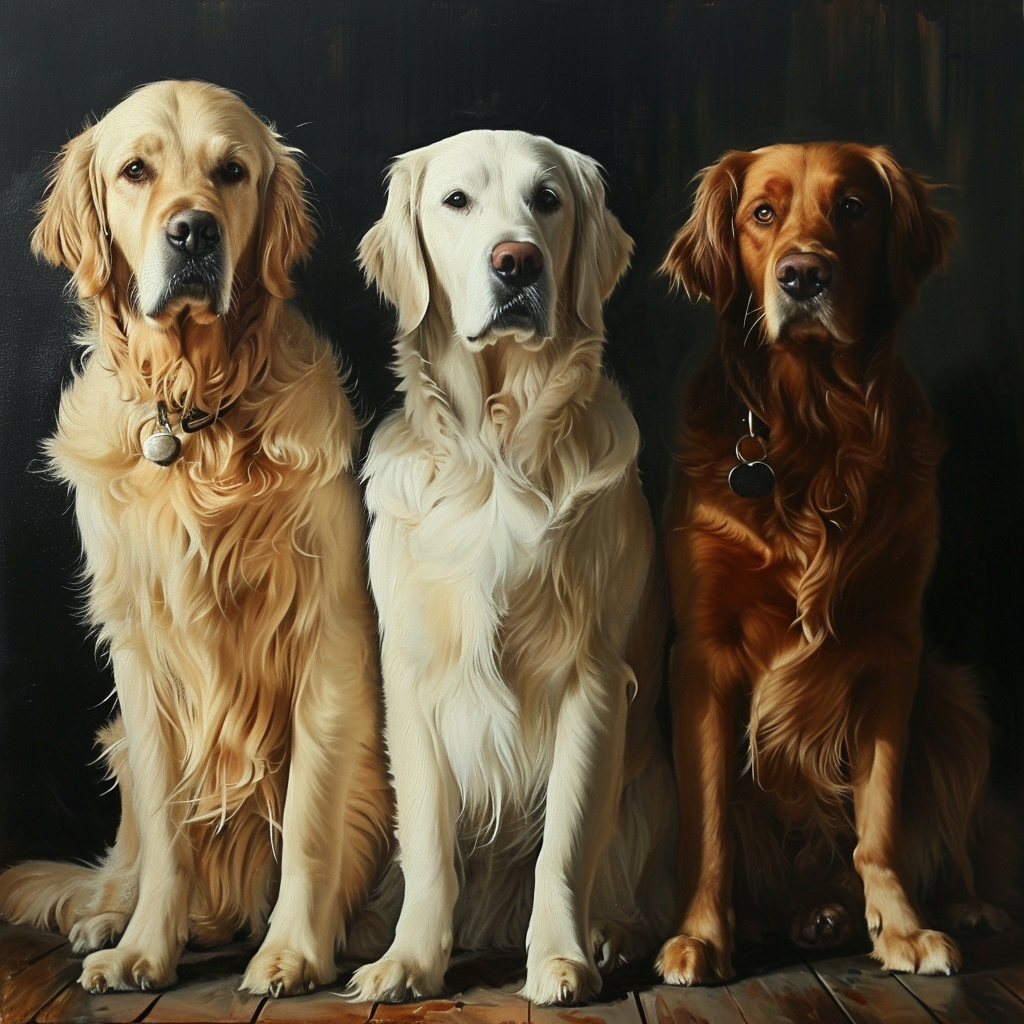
142;402;181;466
728;460;775;498
728;416;775;498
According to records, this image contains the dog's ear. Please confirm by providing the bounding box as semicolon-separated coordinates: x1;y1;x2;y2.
868;147;956;306
359;155;429;337
32;125;111;299
563;151;634;333
660;150;755;311
260;144;316;299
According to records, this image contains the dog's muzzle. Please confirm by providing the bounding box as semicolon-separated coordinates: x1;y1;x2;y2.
146;210;228;317
471;240;551;340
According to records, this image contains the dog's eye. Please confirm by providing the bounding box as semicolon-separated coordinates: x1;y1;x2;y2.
122;159;147;182
217;161;247;184
838;195;866;221
753;204;774;224
443;191;469;209
533;187;561;214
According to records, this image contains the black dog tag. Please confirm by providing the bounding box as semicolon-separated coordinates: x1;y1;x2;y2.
728;460;775;498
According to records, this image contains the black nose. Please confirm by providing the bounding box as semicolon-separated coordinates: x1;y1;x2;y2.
166;210;221;256
490;241;544;288
775;252;833;300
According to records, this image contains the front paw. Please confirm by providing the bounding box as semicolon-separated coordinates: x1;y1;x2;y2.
522;956;601;1005
80;947;177;993
348;954;446;1003
872;927;961;975
656;934;733;986
241;946;337;997
69;912;128;953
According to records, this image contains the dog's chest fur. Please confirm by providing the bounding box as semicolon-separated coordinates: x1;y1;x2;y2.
366;342;640;830
46;327;350;825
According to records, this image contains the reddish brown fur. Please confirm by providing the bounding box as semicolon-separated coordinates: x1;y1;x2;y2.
656;143;1006;985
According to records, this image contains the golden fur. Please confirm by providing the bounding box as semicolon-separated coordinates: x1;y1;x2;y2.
656;143;1008;985
348;130;674;1006
0;80;391;996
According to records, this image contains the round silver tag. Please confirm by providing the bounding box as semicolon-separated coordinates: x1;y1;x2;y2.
142;431;181;466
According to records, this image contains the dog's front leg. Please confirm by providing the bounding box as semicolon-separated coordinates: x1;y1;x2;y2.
79;648;191;993
852;651;960;975
349;676;460;1003
522;665;628;1005
656;642;738;986
241;659;377;995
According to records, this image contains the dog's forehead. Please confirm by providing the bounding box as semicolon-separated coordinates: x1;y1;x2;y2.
419;130;567;197
744;144;882;203
94;80;270;171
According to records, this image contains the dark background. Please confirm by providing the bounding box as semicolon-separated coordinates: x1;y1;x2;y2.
0;0;1020;866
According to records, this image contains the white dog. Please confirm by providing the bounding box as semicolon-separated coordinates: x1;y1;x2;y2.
349;130;674;1006
0;81;391;997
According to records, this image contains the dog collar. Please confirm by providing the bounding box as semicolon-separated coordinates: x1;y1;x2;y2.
141;399;235;466
728;408;775;498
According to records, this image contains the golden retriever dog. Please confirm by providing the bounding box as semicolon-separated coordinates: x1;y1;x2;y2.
347;130;674;1005
656;142;1010;986
0;80;391;996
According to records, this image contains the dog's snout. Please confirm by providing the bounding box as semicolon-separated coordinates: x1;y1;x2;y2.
490;241;544;288
166;210;221;256
776;252;833;300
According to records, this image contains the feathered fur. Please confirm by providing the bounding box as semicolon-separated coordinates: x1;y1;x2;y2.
0;80;391;998
349;130;674;1007
656;143;1010;986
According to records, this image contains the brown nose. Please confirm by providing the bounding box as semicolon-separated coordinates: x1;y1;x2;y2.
490;241;544;288
775;252;832;300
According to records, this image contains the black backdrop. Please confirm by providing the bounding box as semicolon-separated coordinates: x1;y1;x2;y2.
0;0;1020;866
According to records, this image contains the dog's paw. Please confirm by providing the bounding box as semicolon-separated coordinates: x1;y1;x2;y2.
791;902;852;949
347;955;445;1003
69;912;128;954
939;900;1012;938
80;947;177;993
241;946;336;997
522;956;600;1005
656;934;733;986
591;921;643;972
871;927;961;975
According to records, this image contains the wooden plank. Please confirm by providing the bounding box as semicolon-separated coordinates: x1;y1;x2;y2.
639;984;748;1024
0;942;81;1024
810;955;939;1024
897;969;1024;1024
726;962;849;1024
0;925;67;979
368;983;530;1024
258;986;373;1024
988;962;1024;1004
531;994;642;1024
35;984;158;1024
140;973;264;1022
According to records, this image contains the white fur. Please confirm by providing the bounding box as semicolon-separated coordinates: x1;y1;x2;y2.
350;130;674;1006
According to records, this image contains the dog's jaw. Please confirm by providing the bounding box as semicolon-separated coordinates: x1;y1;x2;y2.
137;236;233;325
464;281;553;351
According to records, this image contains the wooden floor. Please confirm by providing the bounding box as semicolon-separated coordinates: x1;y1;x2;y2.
3;924;1024;1024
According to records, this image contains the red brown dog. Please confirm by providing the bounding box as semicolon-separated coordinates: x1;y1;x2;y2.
657;143;1009;984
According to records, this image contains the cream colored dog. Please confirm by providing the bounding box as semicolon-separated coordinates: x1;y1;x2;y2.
0;80;391;997
349;130;674;1006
